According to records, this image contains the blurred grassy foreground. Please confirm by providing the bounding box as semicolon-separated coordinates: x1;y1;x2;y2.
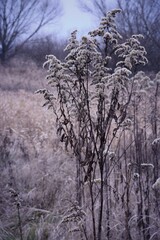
0;58;76;240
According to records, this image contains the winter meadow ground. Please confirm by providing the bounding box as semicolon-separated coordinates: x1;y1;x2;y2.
1;26;160;240
0;57;160;240
0;59;76;239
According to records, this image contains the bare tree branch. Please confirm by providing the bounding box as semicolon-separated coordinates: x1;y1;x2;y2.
116;0;160;72
0;0;62;63
77;0;109;18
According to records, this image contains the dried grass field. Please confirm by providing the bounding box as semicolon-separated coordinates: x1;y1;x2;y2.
0;59;76;239
0;57;160;240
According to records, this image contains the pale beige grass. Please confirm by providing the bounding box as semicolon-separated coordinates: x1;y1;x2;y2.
0;57;46;91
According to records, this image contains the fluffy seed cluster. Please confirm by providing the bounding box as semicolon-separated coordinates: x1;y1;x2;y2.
152;178;160;191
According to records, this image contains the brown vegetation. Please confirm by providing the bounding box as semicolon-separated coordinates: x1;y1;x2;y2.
0;65;76;239
0;9;160;240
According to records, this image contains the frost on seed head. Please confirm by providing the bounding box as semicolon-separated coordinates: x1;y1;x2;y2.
152;178;160;191
141;163;154;169
123;118;133;127
133;173;140;180
152;138;160;146
84;178;102;186
103;149;115;160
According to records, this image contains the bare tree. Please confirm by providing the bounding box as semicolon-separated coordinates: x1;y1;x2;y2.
77;0;109;18
117;0;160;72
0;0;62;63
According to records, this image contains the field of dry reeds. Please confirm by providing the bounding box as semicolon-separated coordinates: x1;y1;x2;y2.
0;58;77;240
0;57;160;240
0;48;160;240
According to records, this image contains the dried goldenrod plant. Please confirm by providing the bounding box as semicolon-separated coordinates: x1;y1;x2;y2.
38;9;148;240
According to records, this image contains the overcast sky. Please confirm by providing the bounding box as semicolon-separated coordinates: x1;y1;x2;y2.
45;0;116;39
